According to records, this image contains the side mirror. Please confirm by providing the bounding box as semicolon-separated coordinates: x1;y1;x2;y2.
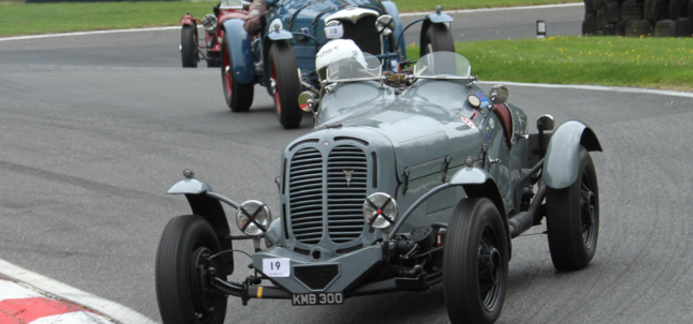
298;91;318;112
536;114;555;132
489;84;509;104
375;15;396;36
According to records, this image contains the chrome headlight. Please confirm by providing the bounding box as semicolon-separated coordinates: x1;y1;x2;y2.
236;200;272;236
202;14;218;32
375;15;396;36
362;192;398;229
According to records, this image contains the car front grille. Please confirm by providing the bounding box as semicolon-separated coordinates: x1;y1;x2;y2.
341;15;381;55
288;143;368;245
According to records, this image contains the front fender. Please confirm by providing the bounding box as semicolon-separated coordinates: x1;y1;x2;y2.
221;19;256;84
266;29;294;41
180;14;196;26
449;168;507;221
167;179;235;275
544;121;602;189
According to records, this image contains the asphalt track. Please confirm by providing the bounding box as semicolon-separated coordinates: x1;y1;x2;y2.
1;4;693;324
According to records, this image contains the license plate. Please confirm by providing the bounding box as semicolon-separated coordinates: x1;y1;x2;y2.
291;292;344;306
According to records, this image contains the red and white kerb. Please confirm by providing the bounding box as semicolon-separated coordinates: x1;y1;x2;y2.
0;280;112;324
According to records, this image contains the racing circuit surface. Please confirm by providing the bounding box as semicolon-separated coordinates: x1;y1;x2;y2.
1;4;692;324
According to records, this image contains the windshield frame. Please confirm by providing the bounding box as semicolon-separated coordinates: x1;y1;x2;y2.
220;0;243;9
324;52;383;83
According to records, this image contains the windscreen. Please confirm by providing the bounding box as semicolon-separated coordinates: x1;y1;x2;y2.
326;52;382;83
413;52;472;80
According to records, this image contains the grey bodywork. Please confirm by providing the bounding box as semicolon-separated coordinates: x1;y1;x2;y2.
168;58;602;297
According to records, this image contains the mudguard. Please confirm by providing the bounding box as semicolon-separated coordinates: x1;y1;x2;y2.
266;29;293;41
180;14;195;26
221;19;256;84
381;1;406;54
543;121;603;189
449;167;507;220
419;12;454;56
167;179;235;275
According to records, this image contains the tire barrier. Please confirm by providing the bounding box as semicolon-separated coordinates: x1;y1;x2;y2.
584;0;692;37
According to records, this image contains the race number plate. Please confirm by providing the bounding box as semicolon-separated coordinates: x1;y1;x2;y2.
291;292;344;306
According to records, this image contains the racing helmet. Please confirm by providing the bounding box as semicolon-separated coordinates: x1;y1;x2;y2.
315;39;367;81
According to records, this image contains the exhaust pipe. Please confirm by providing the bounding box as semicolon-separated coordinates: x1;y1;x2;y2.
508;183;546;238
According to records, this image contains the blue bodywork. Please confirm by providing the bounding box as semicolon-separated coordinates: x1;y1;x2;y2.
221;0;452;90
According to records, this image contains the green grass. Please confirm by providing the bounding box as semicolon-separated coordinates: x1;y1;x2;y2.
0;0;578;38
407;36;693;91
0;1;219;37
393;0;579;12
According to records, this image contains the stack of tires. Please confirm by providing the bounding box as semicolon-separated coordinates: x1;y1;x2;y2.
583;0;693;37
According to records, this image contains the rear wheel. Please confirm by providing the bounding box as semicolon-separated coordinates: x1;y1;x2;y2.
546;147;600;271
221;36;253;112
444;198;508;324
268;41;302;129
155;215;227;324
421;23;455;57
181;25;198;68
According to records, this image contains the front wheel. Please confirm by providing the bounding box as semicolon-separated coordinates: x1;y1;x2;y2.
546;146;600;271
221;36;253;112
443;198;509;324
181;25;198;68
421;23;455;57
155;215;227;324
269;40;302;129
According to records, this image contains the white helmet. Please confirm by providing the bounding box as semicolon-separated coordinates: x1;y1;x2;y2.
315;39;367;81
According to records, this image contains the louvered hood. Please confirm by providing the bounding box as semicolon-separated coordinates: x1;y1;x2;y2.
279;127;398;253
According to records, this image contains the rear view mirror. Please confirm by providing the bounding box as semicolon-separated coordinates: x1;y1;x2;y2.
537;114;555;132
489;84;509;104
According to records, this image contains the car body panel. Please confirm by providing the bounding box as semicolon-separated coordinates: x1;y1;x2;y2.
544;120;603;189
222;19;256;84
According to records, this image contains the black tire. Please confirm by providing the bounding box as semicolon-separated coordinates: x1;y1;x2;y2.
546;147;600;272
655;19;677;35
585;0;599;12
604;23;617;34
688;0;693;17
606;1;621;23
620;0;644;20
421;23;455;57
221;36;254;112
669;0;686;19
626;19;653;36
616;20;628;34
675;17;693;36
269;40;302;129
443;198;509;324
584;12;598;35
156;215;227;324
645;0;671;21
596;8;609;29
181;25;198;68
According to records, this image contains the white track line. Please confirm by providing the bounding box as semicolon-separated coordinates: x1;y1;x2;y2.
478;81;693;98
0;259;158;324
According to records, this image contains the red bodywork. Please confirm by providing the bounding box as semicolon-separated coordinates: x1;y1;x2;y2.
179;6;248;60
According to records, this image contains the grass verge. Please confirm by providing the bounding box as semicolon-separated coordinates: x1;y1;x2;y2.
0;0;579;38
407;36;693;91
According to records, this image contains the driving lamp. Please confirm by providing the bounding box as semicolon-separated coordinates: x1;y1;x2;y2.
202;14;218;32
236;200;272;236
375;15;396;36
362;192;398;230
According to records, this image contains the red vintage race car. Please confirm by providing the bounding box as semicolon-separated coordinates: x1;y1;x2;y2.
179;0;249;68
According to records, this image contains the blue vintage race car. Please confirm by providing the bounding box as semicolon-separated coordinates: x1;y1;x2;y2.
218;0;455;128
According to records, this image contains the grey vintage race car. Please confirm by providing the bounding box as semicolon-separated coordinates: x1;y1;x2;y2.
155;49;603;324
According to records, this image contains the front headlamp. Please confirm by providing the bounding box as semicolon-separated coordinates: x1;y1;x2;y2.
236;200;272;236
202;14;218;32
362;192;398;230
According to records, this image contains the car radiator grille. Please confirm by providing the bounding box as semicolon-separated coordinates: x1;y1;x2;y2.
327;145;368;243
341;15;381;56
289;144;368;245
289;148;325;245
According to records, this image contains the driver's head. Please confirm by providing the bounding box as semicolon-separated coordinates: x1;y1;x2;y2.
315;39;367;81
